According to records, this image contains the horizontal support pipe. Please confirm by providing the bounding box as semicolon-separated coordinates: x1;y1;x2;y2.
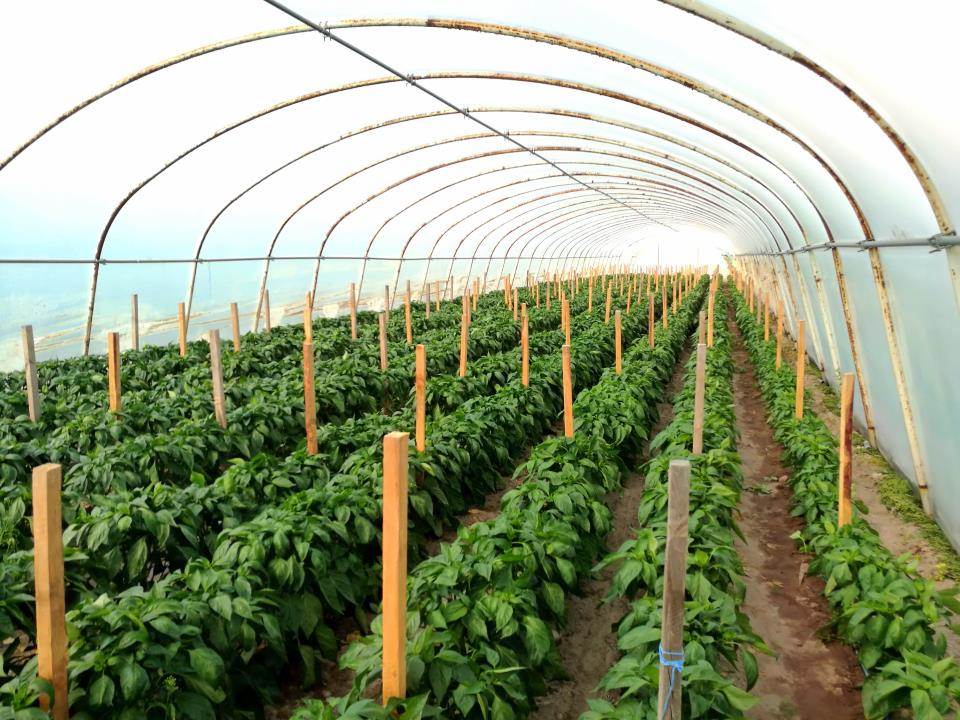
0;253;611;265
737;233;960;256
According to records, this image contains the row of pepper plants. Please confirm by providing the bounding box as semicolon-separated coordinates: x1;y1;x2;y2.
0;278;665;718
285;278;708;720
579;286;767;720
732;284;960;719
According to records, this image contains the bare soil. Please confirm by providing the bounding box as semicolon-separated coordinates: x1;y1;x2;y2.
529;345;693;719
730;320;864;719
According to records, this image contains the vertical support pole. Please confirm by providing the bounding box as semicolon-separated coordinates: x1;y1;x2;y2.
459;295;469;378
626;283;632;314
546;282;551;310
303;341;318;455
384;284;391;324
776;298;784;369
264;289;272;331
425;282;431;319
563;297;571;346
22;325;40;422
32;463;69;720
382;431;409;706
605;283;612;323
648;293;655;348
404;292;413;344
698;311;706;345
230;302;241;352
130;294;140;351
177;302;187;357
415;345;426;452
838;372;855;527
661;282;668;329
349;283;358;340
795;319;806;419
561;344;574;438
521;303;529;387
657;459;691;720
107;331;121;413
513;289;519;322
473;278;478;312
588;276;593;312
304;293;313;344
764;294;771;341
614;310;622;375
435;280;440;311
379;312;388;371
707;288;715;348
692;343;707;455
208;329;227;428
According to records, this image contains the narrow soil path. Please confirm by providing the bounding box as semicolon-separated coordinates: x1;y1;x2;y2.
529;344;693;720
730;318;864;719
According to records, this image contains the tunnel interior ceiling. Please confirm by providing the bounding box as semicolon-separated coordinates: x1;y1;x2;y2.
2;2;960;534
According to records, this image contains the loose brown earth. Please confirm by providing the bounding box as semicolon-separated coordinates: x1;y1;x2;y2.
529;344;693;719
729;319;863;719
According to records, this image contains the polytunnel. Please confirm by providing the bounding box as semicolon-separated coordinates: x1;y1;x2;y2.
2;1;960;718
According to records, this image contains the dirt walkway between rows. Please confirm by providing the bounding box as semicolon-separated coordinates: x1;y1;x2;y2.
730;318;864;719
529;343;693;720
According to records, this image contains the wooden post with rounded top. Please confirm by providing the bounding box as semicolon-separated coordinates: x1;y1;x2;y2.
230;302;241;352
657;459;690;720
379;312;388;371
177;302;187;356
776;298;784;369
130;294;140;351
692;343;707;455
404;292;413;344
349;283;358;340
838;372;855;527
614;310;622;375
562;344;574;438
107;331;121;413
32;463;69;720
415;345;426;452
382;431;409;706
208;330;227;428
795;319;806;418
21;326;40;421
521;303;530;387
303;341;318;454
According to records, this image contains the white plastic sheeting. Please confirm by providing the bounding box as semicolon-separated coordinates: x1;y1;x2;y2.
1;1;959;541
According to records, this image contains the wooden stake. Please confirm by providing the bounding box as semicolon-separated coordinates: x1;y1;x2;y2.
521;303;529;387
661;283;668;329
130;294;140;351
614;310;622;375
562;344;574;438
304;294;313;344
230;302;241;352
648;294;655;348
605;283;612;323
698;311;706;345
546;282;551;310
415;345;426;452
384;285;391;324
177;302;187;356
350;283;358;340
22;325;40;422
473;279;478;312
838;373;855;527
207;330;227;428
425;282;431;319
32;463;69;720
795;319;806;419
707;289;715;348
107;331;121;413
264;289;271;331
588;276;593;312
764;296;771;341
692;343;707;455
776;298;784;369
404;292;413;344
626;284;632;313
459;295;469;377
513;288;519;321
303;341;318;454
535;281;540;308
379;312;388;371
657;459;691;720
563;297;571;346
382;431;409;706
435;280;440;311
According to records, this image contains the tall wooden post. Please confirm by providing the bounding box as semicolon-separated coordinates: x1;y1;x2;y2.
32;463;69;720
425;282;431;319
264;289;272;331
459;295;469;378
562;344;574;438
384;285;391;324
230;302;241;352
626;284;632;314
303;294;313;344
22;325;41;421
563;297;571;346
382;431;409;706
177;302;187;357
661;283;668;329
435;280;441;312
657;459;691;720
208;330;227;428
698;311;706;345
795;319;806;418
473;279;479;312
764;295;771;341
605;283;612;323
415;345;426;452
588;276;593;312
379;312;388;371
513;288;519;322
521;303;530;387
648;294;656;348
303;341;318;454
535;281;540;308
107;331;121;413
349;283;358;340
776;298;784;369
404;292;413;344
707;289;715;348
614;310;622;375
546;282;551;310
692;343;707;455
130;294;140;351
838;373;855;527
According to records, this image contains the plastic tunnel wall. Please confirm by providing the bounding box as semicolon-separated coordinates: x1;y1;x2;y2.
2;1;960;545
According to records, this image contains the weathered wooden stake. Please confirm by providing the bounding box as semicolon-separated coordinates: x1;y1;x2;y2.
605;283;613;323
563;296;571;346
404;292;413;344
32;463;69;720
303;341;318;454
177;302;187;356
382;431;410;706
707;289;715;348
698;311;706;345
435;280;440;311
107;331;121;413
692;342;707;455
561;344;574;438
588;276;593;312
379;312;388;371
776;298;784;369
521;303;529;387
795;319;806;418
349;283;358;340
648;294;656;348
208;329;227;428
459;295;469;378
415;345;426;452
264;289;272;331
657;459;691;720
384;285;391;324
626;284;632;314
304;293;313;344
838;373;855;527
130;294;140;351
661;283;668;329
513;288;519;321
614;310;622;375
22;325;41;421
230;302;241;352
425;282;431;319
764;295;771;341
